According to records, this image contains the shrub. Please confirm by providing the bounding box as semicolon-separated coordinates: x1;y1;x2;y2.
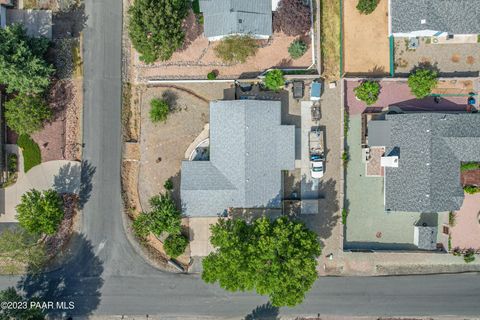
149;98;170;123
448;211;456;227
464;249;476;263
16;189;64;236
5;94;52;135
460;162;480;172
7;153;17;173
164;178;174;191
354;80;380;105
273;0;311;36
341;208;348;225
134;193;182;240
464;186;480;194
356;0;379;14
128;0;189;63
164;233;189;258
342;151;349;165
264;69;285;91
17;134;41;173
132;213;151;240
214;35;258;64
207;71;217;80
408;68;438;99
344;109;350;137
288;39;307;59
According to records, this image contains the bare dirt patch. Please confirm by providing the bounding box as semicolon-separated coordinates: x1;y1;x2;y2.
343;0;390;75
135;32;313;81
451;54;461;63
138;86;213;210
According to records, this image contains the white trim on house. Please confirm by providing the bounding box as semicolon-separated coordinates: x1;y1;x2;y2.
207;33;270;41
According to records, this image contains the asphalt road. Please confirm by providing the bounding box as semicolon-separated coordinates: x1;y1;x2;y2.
1;0;480;318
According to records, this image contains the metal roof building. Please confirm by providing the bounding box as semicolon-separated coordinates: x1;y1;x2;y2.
199;0;272;41
181;100;295;217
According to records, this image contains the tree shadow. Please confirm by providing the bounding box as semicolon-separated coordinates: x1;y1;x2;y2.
47;80;76;121
245;302;279;320
179;10;204;51
52;3;87;39
162;90;179;112
53;162;81;194
53;161;95;209
79;160;96;209
17;233;104;317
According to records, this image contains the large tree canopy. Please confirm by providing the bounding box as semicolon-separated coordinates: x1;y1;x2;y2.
16;189;64;236
0;24;54;94
128;0;189;64
202;217;321;307
5;94;52;135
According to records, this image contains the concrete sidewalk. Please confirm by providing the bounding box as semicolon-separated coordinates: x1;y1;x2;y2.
0;145;80;223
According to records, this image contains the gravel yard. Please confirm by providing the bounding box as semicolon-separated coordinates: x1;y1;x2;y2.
135;32;313;81
137;83;232;211
394;38;480;76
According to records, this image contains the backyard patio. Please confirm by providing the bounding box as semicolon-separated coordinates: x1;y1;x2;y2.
344;79;472;115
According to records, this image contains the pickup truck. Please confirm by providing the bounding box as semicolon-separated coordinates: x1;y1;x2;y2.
309;129;325;179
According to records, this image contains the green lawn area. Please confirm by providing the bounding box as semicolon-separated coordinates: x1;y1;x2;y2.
17;134;41;173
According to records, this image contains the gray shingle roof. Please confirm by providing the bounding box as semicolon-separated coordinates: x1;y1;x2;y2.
378;113;480;213
181;100;295;217
391;0;480;35
199;0;272;38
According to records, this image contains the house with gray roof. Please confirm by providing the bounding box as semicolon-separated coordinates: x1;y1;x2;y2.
368;113;480;213
199;0;272;41
390;0;480;37
181;100;295;217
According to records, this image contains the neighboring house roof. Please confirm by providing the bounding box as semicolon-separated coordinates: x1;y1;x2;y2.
6;9;52;39
369;113;480;213
368;120;391;147
199;0;272;39
390;0;480;35
181;100;295;217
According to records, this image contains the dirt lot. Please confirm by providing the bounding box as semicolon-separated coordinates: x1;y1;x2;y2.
137;83;233;211
343;0;390;75
134;32;313;81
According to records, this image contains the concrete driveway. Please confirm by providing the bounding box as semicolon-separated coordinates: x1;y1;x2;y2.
0;146;80;223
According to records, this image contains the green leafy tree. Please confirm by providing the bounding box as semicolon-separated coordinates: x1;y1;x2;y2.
202;216;321;307
408;68;438;99
0;24;54;94
288;39;307;59
5;94;52;135
0;287;45;320
356;0;379;14
150;98;170;123
0;228;47;274
264;69;285;91
134;193;182;239
214;35;258;64
128;0;189;63
164;178;174;191
164;233;188;258
354;80;380;105
16;189;64;236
